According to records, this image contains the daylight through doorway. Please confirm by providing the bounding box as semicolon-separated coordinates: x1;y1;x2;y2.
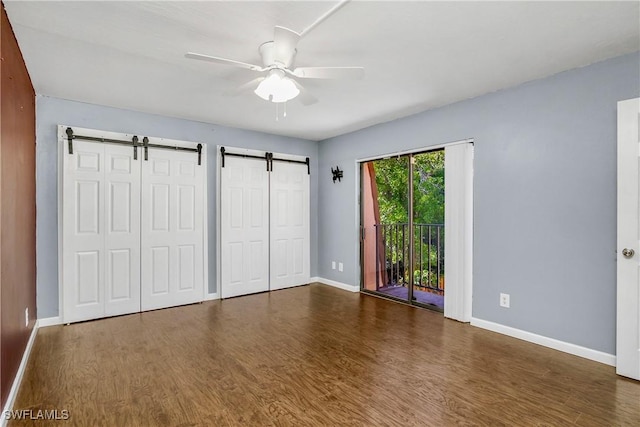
360;150;445;311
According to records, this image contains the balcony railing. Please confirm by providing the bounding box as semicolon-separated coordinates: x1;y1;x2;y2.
374;223;444;295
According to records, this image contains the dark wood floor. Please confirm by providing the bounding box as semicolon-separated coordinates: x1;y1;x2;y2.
10;284;640;426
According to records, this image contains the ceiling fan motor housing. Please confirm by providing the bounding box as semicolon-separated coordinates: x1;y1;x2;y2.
259;41;297;69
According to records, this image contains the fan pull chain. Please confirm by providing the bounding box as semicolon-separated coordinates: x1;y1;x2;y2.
273;102;290;121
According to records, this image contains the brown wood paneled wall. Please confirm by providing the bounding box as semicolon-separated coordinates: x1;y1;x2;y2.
0;1;36;408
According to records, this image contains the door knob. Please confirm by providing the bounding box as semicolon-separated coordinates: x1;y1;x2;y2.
622;248;635;258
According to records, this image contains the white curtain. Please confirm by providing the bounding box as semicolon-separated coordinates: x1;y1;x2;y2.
444;142;474;322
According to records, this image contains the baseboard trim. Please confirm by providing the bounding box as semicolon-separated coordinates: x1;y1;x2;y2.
312;277;359;293
1;322;39;426
470;317;616;367
37;316;62;328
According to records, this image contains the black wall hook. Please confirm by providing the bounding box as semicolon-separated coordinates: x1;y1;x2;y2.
331;166;343;183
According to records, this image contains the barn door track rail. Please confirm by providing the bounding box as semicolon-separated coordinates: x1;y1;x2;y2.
220;146;310;174
65;127;203;165
220;146;271;171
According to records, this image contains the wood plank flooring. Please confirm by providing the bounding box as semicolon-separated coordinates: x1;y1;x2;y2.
10;284;640;426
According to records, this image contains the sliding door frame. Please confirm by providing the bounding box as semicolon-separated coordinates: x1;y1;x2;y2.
356;138;473;314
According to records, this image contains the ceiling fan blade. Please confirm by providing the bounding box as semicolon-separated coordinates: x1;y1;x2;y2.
293;66;364;80
273;26;300;67
223;77;265;96
185;52;264;72
292;80;318;106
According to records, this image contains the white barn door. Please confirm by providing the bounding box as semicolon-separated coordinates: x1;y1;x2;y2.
220;156;270;298
61;127;207;322
269;162;310;290
105;144;141;316
141;144;205;310
62;139;141;323
219;150;310;298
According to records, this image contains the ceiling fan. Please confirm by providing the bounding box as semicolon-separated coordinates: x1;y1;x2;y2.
185;25;364;106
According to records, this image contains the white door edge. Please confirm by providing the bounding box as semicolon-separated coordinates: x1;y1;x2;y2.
616;97;640;380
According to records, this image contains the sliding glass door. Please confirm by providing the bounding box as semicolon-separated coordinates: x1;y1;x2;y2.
360;150;445;311
361;156;410;302
411;151;445;309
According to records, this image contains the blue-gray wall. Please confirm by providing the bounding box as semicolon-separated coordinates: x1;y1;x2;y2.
317;52;640;355
36;96;318;318
37;52;640;355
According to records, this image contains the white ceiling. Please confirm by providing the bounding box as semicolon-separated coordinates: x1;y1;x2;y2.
5;1;639;141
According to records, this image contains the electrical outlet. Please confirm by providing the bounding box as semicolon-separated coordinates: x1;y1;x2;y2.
332;261;336;270
500;293;510;308
25;308;29;327
338;262;344;272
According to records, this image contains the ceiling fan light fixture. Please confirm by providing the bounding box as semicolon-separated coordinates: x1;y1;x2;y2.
254;70;300;103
